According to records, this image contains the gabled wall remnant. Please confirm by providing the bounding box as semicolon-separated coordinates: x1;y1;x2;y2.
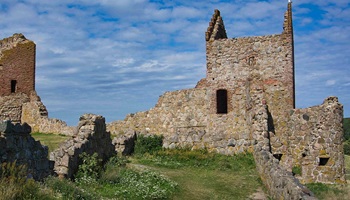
0;121;52;180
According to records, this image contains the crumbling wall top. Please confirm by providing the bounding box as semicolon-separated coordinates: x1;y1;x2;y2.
283;2;293;34
0;33;31;59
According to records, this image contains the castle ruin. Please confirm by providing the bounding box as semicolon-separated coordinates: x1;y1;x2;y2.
0;1;346;193
108;2;346;184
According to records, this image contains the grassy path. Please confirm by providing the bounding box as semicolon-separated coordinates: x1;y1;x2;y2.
129;154;267;200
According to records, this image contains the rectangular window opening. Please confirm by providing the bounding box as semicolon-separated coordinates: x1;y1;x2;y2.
217;89;228;114
11;80;17;93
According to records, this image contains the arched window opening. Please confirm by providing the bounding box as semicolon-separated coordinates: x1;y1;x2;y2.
216;89;227;114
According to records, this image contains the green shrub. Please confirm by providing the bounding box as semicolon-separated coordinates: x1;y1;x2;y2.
100;156;129;184
75;152;103;182
134;134;163;155
113;168;178;199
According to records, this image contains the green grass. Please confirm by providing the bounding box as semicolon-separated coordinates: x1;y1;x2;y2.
31;132;70;153
131;148;265;199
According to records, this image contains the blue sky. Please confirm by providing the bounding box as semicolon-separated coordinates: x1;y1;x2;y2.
1;0;349;126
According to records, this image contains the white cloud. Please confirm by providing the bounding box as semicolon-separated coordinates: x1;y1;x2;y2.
326;80;336;86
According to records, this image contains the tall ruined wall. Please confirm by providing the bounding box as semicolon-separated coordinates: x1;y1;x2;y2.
283;97;346;184
0;34;35;96
0;121;51;180
200;3;294;157
51;114;115;178
204;35;294;156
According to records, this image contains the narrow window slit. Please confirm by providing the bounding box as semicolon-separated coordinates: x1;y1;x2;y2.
11;80;17;93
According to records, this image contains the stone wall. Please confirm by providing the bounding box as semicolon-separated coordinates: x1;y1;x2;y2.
252;104;316;200
0;121;51;180
0;93;30;123
0;33;35;96
51;114;115;179
0;91;74;135
282;97;346;184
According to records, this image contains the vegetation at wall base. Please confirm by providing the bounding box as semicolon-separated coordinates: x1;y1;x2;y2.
134;134;164;155
0;161;56;200
306;183;350;200
1;141;349;199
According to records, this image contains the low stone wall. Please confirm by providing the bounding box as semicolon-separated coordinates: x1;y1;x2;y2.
252;104;317;200
254;147;317;200
51;114;115;178
0;121;51;180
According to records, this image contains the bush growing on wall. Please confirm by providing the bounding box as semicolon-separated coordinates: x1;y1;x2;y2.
75;152;103;182
134;134;163;155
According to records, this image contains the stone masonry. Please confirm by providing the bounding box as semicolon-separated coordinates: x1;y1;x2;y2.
51;114;115;179
252;104;316;200
0;121;51;180
108;2;345;185
284;97;345;184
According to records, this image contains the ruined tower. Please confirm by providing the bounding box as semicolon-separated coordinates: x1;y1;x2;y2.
0;33;36;96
